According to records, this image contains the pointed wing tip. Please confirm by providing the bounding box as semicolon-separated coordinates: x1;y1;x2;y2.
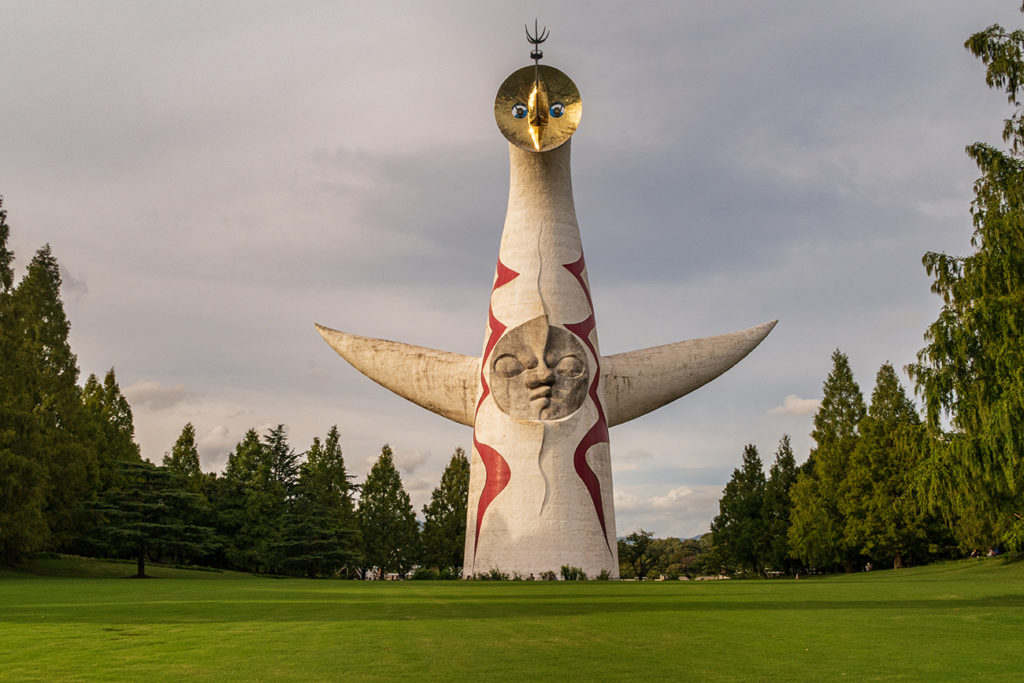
752;319;779;339
314;322;347;338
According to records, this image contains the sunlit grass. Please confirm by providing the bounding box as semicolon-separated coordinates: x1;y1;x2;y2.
1;557;1021;680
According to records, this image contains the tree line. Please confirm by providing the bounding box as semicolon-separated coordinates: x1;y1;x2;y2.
0;206;469;576
4;9;1024;579
708;353;957;576
707;12;1024;575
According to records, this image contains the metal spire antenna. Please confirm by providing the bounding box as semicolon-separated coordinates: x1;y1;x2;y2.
525;19;549;88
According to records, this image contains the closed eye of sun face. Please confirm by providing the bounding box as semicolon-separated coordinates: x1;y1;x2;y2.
494;354;526;378
494;65;581;152
553;354;585;378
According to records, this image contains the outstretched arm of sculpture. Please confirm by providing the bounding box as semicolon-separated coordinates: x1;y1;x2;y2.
315;324;480;427
601;320;777;427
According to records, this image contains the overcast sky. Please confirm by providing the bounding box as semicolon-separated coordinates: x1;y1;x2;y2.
3;1;1021;538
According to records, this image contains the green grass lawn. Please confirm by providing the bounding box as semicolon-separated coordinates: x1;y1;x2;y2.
1;557;1021;681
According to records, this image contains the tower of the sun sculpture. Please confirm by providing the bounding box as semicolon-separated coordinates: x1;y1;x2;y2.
316;25;776;579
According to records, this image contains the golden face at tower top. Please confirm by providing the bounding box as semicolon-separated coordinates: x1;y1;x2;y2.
494;65;581;152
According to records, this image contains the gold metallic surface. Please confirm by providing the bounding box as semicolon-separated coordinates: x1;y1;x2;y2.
495;65;581;152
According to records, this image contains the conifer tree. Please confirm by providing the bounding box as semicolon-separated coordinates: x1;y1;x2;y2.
788;350;865;572
711;444;767;574
216;429;266;570
0;201;50;561
163;422;202;486
93;460;216;577
910;8;1024;551
264;424;300;496
421;447;470;576
82;369;141;468
277;426;360;577
0;198;12;292
73;369;143;556
10;245;97;546
358;445;419;577
763;435;798;574
841;364;932;568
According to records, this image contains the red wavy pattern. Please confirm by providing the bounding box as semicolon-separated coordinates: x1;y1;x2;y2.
564;256;611;550
472;258;519;554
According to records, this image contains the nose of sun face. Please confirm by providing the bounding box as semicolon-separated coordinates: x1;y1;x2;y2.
528;81;549;150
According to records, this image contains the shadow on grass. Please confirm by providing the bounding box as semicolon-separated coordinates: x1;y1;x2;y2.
2;592;1023;625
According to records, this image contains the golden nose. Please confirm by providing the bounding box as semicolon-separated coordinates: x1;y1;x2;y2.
528;82;549;150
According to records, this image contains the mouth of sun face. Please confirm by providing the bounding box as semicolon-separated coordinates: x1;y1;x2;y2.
529;386;554;403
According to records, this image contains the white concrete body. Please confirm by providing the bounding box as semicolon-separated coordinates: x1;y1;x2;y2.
465;141;617;578
316;138;776;581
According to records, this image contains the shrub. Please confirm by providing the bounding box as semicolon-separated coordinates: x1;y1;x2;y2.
411;567;438;580
472;568;511;581
560;565;587;580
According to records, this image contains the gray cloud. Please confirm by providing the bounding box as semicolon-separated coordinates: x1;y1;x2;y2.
58;265;88;300
3;1;1019;538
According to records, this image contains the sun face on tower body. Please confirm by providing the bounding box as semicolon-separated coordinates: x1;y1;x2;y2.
495;65;581;152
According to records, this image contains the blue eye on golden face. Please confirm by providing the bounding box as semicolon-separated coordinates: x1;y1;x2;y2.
512;103;528;119
549;102;565;117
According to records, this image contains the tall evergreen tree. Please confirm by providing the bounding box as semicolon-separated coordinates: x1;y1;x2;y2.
82;369;141;469
711;444;767;574
909;9;1024;552
841;364;933;568
421;447;470;576
264;424;300;496
0;201;50;561
163;422;202;486
10;245;97;547
217;429;274;571
763;435;798;575
0;197;12;292
788;350;866;572
302;426;356;520
358;445;419;577
73;368;143;557
276;426;360;577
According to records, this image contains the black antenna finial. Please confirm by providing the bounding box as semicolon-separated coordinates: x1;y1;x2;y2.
525;19;549;64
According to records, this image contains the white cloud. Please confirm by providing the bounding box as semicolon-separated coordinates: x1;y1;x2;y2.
123;380;192;411
615;483;724;539
767;394;820;417
197;424;235;471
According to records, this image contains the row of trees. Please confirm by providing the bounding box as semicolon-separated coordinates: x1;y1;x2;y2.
711;353;955;576
617;530;711;580
162;423;470;579
709;10;1024;574
1;199;106;562
0;200;470;575
5;9;1023;579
